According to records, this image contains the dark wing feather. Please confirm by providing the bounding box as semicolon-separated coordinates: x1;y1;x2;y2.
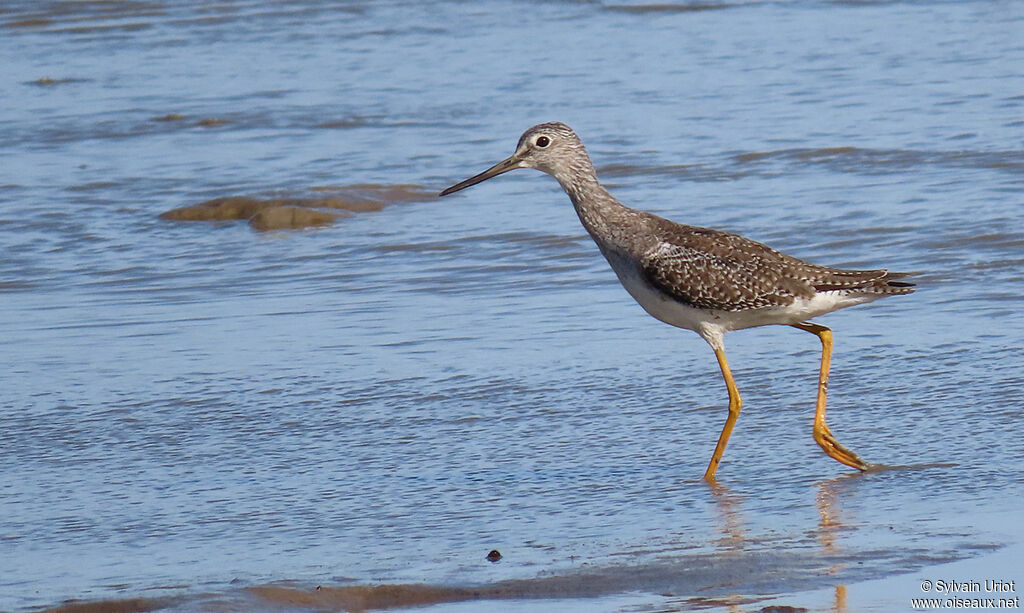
640;219;912;312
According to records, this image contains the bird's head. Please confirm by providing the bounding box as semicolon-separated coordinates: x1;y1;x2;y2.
439;122;586;196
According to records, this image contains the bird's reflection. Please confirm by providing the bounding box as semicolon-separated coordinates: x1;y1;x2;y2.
698;478;747;612
706;478;748;553
815;472;867;613
701;473;865;613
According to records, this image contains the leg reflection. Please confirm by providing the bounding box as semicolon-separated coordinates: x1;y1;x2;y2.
707;478;747;553
817;474;863;613
704;479;747;611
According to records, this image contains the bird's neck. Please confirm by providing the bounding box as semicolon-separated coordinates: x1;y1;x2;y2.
555;167;636;246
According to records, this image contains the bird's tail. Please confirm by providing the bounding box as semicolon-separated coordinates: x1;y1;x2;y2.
814;270;915;295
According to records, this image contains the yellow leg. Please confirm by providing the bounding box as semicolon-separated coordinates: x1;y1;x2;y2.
790;322;868;471
704;345;742;481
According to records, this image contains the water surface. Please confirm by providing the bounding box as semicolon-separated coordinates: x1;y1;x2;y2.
2;1;1023;611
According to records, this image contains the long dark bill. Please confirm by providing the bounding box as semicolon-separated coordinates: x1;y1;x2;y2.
438;155;521;197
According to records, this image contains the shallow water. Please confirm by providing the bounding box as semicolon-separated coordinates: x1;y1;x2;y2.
2;1;1023;612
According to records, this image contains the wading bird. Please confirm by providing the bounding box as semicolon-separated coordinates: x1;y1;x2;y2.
439;122;913;480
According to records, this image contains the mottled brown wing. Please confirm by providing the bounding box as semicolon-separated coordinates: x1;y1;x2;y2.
639;222;903;311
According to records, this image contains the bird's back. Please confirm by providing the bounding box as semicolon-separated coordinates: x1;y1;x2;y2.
586;208;913;334
638;212;913;312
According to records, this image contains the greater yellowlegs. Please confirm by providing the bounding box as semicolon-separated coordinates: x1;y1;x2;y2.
439;122;914;480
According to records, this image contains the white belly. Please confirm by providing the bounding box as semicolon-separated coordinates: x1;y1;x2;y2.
602;248;719;331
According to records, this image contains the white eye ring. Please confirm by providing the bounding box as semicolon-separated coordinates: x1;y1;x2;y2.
535;135;551;148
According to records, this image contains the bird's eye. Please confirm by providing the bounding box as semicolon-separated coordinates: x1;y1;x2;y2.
535;136;550;148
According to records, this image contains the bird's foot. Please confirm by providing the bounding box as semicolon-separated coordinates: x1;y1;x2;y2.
814;425;869;471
